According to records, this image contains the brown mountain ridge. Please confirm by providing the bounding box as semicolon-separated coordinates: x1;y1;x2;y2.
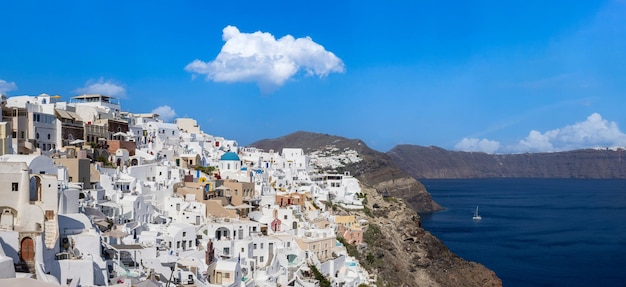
388;144;626;179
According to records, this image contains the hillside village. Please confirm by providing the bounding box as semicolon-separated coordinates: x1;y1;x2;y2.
0;93;372;287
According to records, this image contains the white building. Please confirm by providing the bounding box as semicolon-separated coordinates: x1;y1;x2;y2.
163;222;196;254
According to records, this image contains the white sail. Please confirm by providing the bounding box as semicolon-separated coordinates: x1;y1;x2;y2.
473;206;482;220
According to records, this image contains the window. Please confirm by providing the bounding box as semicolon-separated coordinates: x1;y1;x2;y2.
224;247;230;254
284;215;288;220
11;182;18;191
177;241;181;248
254;244;257;249
47;133;50;139
260;256;264;262
36;133;39;139
183;232;186;237
260;243;264;248
224;273;230;279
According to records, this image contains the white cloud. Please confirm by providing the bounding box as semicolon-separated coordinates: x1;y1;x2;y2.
0;79;18;94
185;25;345;93
511;113;626;152
455;138;501;154
75;78;126;98
152;105;176;122
456;113;626;154
515;130;555;152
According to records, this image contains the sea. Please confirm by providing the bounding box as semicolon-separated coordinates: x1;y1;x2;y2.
419;178;626;287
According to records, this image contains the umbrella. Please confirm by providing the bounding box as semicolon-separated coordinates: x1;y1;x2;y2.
69;139;85;145
113;131;127;137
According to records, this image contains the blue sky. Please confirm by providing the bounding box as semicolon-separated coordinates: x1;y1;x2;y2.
2;1;626;153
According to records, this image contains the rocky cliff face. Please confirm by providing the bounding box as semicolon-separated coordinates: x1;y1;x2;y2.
388;145;626;179
250;131;502;287
350;184;501;287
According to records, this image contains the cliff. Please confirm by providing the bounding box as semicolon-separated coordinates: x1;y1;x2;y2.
387;145;626;179
249;131;502;287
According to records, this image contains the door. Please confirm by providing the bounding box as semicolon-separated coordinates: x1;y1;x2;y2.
20;237;34;262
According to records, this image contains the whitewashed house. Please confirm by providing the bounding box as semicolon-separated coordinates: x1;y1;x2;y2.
163;222;196;254
55;213;108;286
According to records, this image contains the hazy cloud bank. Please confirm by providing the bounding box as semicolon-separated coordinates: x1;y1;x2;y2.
456;113;626;154
152;105;176;122
76;78;126;98
0;79;18;94
185;25;345;93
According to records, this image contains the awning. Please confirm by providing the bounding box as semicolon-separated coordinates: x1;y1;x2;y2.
104;229;127;239
66;110;81;120
55;108;82;121
55;109;73;119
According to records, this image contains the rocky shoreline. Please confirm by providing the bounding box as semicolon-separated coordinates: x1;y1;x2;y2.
251;131;503;286
348;184;502;287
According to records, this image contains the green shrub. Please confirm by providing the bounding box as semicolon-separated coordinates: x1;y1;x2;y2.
309;264;331;287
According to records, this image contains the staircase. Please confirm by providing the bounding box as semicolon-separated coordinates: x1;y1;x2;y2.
44;219;58;249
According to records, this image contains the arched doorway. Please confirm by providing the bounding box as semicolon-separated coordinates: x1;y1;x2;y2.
215;227;230;240
20;237;34;262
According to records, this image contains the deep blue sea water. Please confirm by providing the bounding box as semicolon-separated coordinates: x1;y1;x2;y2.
419;178;626;287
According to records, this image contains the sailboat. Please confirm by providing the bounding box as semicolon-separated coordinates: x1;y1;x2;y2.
473;206;482;220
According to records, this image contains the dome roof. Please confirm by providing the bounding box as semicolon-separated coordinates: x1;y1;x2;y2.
220;151;240;161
